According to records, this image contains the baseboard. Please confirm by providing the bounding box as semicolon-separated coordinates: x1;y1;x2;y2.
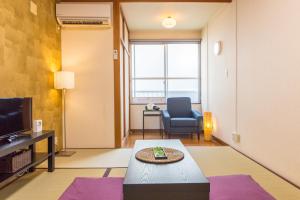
212;136;228;146
130;129;161;133
212;135;300;189
121;131;130;147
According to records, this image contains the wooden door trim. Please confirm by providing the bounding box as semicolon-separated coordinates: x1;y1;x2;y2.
60;0;231;2
120;0;232;3
121;0;231;2
113;0;122;148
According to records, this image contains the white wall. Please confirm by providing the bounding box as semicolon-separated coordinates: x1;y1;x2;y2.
200;26;208;111
130;104;202;130
205;0;300;186
61;28;115;148
120;13;130;139
124;49;130;134
120;42;125;139
205;1;237;145
236;0;300;187
130;30;201;40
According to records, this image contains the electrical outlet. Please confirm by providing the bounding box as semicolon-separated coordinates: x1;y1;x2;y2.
225;68;229;78
113;50;118;60
232;132;240;143
30;1;37;16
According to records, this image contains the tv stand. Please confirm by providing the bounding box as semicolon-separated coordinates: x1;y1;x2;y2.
6;133;27;143
0;130;55;189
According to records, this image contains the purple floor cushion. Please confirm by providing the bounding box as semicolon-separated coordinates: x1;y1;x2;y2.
208;175;275;200
59;177;124;200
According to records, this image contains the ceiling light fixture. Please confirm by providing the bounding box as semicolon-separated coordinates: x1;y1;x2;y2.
162;17;176;29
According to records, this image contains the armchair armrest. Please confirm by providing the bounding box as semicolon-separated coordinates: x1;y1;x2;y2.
161;110;171;130
192;110;203;123
192;110;202;119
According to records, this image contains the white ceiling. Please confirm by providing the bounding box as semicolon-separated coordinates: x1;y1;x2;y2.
121;3;226;31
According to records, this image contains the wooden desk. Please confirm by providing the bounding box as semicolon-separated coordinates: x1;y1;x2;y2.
123;140;210;200
142;110;163;139
0;130;55;188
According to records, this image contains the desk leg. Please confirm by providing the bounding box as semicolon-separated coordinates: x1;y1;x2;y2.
160;115;163;139
48;135;55;172
142;113;145;139
29;144;36;172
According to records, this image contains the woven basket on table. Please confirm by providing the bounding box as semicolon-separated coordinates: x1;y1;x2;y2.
0;149;32;173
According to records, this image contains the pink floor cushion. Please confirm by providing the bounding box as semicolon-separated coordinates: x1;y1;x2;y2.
208;175;275;200
59;177;124;200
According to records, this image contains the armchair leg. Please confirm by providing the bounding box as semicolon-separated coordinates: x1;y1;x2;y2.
197;132;200;141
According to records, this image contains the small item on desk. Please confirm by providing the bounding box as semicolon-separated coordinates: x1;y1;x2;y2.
153;105;160;111
33;120;42;133
145;103;160;111
153;147;167;160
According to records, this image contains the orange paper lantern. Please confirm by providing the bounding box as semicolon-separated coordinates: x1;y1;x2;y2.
203;112;213;141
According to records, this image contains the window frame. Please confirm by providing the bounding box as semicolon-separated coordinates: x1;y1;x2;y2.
130;40;201;104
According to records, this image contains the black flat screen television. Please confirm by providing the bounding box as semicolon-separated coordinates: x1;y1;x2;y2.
0;98;32;140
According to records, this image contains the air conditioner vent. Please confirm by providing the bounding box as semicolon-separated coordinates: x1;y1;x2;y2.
56;3;112;28
59;17;110;26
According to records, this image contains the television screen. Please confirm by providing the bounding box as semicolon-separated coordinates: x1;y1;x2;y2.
0;98;32;139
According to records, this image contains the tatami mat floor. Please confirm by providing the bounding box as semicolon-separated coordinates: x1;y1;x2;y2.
0;169;106;200
1;146;299;200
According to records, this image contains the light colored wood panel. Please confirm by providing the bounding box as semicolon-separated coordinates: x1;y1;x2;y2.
122;132;225;148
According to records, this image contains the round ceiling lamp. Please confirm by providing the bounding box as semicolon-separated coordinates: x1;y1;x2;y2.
162;17;177;29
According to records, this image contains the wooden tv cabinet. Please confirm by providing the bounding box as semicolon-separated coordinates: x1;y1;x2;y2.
0;130;55;188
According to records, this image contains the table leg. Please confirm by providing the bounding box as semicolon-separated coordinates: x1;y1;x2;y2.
160;115;163;139
48;135;55;172
142;112;145;139
28;144;36;172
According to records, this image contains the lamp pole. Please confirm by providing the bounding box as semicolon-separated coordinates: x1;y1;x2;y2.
55;71;76;157
63;88;67;150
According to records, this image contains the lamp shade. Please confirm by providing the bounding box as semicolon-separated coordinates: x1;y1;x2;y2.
203;112;213;141
203;112;213;132
54;71;75;89
162;17;176;29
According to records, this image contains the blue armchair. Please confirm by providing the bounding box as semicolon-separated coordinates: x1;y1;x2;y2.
162;97;203;140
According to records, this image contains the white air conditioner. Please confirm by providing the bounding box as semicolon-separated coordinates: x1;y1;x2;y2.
56;3;112;28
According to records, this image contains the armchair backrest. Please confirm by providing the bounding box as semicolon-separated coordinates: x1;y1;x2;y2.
167;97;192;118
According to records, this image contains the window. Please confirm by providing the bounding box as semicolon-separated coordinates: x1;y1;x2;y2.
131;41;200;104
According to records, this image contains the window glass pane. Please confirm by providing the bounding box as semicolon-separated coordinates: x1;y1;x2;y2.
167;44;199;78
167;79;199;102
134;45;164;78
133;79;165;98
131;42;200;104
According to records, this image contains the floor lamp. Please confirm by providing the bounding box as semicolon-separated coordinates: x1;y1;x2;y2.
54;71;76;157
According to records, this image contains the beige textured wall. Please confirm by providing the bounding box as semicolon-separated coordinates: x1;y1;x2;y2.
0;0;62;151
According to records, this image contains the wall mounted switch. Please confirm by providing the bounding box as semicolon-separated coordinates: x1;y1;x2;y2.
232;132;240;143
